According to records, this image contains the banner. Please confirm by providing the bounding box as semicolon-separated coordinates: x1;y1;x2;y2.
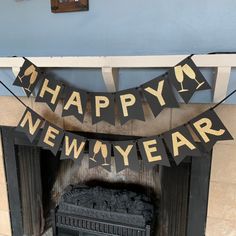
8;55;235;173
13;56;213;126
15;105;233;173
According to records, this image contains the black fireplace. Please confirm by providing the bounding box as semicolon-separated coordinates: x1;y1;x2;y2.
1;126;212;236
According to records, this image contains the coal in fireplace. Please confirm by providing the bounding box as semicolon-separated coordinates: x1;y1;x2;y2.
52;185;156;235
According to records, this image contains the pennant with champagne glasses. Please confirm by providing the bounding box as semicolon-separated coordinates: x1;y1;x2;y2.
168;57;211;103
13;58;43;97
89;139;112;171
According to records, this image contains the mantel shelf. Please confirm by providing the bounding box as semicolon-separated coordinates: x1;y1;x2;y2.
0;54;236;68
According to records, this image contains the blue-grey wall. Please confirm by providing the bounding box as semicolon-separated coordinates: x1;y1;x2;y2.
0;0;236;103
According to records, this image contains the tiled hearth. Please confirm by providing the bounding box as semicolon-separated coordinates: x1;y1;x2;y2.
0;96;236;235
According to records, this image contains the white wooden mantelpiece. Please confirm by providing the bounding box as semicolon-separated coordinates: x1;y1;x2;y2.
0;54;234;102
1;54;236;68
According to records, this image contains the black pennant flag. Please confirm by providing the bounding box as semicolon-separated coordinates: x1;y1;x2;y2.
113;140;139;173
35;78;64;111
163;126;201;165
91;92;115;125
89;139;111;172
138;136;170;168
13;58;42;97
189;109;233;151
16;107;44;142
62;87;87;122
142;75;179;117
60;132;86;164
116;88;145;125
168;57;211;103
38;122;64;155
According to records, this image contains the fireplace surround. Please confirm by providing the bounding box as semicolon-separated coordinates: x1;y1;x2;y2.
0;126;212;236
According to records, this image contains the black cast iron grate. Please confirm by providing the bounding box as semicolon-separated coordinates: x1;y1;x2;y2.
52;185;155;235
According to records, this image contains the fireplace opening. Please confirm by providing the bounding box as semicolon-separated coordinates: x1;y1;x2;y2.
15;145;160;236
1;127;212;236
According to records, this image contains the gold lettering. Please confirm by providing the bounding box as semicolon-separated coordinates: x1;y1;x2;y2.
95;96;110;117
64;136;85;159
43;126;60;147
120;94;136;117
144;80;166;106
193;118;225;143
172;131;196;156
64;91;83;114
143;139;162;162
114;145;133;166
20;111;41;135
39;78;61;104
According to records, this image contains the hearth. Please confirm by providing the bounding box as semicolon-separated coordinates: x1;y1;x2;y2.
1;126;212;236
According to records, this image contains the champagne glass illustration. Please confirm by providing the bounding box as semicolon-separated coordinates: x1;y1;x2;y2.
18;65;38;92
182;64;205;90
101;144;109;166
90;140;102;162
174;65;189;93
25;70;38;92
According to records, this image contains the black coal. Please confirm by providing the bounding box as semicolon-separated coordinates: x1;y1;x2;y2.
62;185;156;224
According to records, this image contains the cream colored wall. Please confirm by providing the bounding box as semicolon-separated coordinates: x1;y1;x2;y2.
0;96;235;236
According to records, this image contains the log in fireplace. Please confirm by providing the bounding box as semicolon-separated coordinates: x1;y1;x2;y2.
1;126;212;236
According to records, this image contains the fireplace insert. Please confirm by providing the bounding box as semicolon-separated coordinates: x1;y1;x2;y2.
52;185;156;236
